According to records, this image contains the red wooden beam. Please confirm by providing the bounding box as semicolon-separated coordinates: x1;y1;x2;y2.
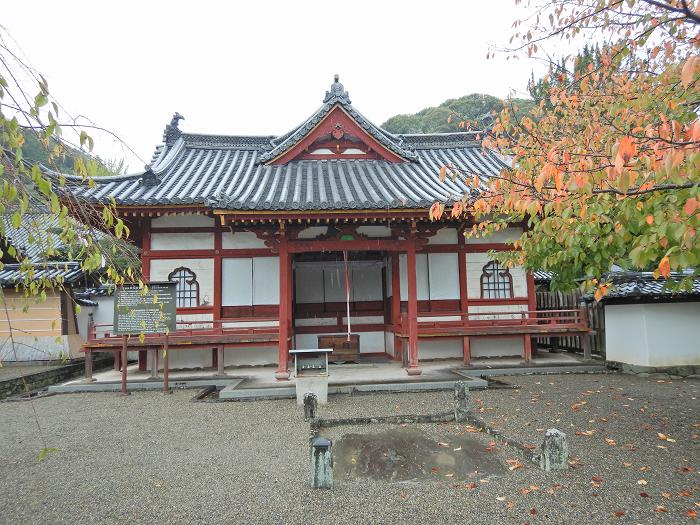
288;239;408;253
391;253;401;361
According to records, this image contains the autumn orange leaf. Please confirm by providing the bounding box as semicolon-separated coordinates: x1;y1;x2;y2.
658;257;671;278
684;198;698;216
646;215;654;225
681;55;700;87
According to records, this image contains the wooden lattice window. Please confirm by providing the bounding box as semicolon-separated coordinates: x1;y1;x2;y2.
480;261;513;299
168;267;200;307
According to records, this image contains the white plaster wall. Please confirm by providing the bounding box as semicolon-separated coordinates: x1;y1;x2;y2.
295;331;385;353
418;339;461;359
428;253;459;300
222;258;252;305
151;214;214;228
151;232;214;250
352;267;383;301
399;254;429;300
357;225;391;237
297;226;328;239
222;231;267;249
385;331;394;354
606;303;700;367
466;252;527;299
222;257;279;305
428;227;458;245
467;226;522;244
224;346;278;366
150;258;215;306
253;257;280;304
77;296;116;339
295;265;324;304
471;337;524;357
296;262;383;303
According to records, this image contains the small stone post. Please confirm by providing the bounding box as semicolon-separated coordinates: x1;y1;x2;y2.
454;380;471;422
310;437;333;489
303;392;318;422
534;428;569;471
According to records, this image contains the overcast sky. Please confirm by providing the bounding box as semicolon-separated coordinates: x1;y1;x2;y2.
4;1;544;171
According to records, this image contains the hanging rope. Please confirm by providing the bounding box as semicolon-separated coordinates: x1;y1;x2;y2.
343;250;351;340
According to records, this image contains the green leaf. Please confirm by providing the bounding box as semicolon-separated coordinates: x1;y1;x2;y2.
11;211;21;228
38;447;59;461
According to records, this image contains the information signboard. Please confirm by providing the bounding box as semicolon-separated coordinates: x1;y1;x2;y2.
114;282;177;335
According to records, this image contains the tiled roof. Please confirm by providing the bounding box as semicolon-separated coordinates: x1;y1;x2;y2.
64;137;507;211
603;272;700;300
0;262;84;286
60;78;510;211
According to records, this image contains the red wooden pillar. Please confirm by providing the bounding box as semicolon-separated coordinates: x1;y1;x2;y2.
391;253;401;360
406;231;421;375
462;336;471;366
275;224;291;380
213;222;223;367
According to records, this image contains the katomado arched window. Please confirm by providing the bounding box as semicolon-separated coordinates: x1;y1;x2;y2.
480;261;513;299
168;267;200;307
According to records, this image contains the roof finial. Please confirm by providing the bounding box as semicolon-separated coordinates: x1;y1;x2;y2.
163;112;185;144
324;74;351;104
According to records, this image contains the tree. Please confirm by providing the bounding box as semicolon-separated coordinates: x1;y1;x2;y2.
434;0;700;297
0;27;140;295
382;93;535;134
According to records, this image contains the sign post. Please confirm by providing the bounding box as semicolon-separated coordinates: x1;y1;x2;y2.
114;282;177;396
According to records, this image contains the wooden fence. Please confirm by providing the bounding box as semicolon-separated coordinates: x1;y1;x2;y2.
535;288;605;357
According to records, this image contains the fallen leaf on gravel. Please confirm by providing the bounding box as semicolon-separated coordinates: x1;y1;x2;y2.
437;442;449;448
638;479;648;485
464;482;478;489
679;466;695;473
530;508;537;515
453;446;462;451
667;438;676;443
686;509;698;518
680;490;693;497
523;444;537;450
507;459;524;471
575;430;595;436
400;490;409;500
640;492;649;498
661;492;673;499
571;401;588;411
496;496;506;501
444;473;454;478
568;457;584;468
431;467;439;474
657;445;668;449
613;511;625;517
605;439;617;446
654;506;668;512
622;462;633;467
658;433;668;441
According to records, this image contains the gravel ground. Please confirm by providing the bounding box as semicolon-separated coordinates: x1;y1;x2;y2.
0;373;698;524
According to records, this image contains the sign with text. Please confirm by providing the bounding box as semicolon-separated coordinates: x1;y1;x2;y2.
114;282;177;335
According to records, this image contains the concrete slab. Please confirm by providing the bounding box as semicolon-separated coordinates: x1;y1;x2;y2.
455;364;607;378
48;377;243;394
220;377;488;401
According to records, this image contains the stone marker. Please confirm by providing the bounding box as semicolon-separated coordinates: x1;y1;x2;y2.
311;437;333;489
303;392;318;421
534;428;568;471
454;381;471;422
